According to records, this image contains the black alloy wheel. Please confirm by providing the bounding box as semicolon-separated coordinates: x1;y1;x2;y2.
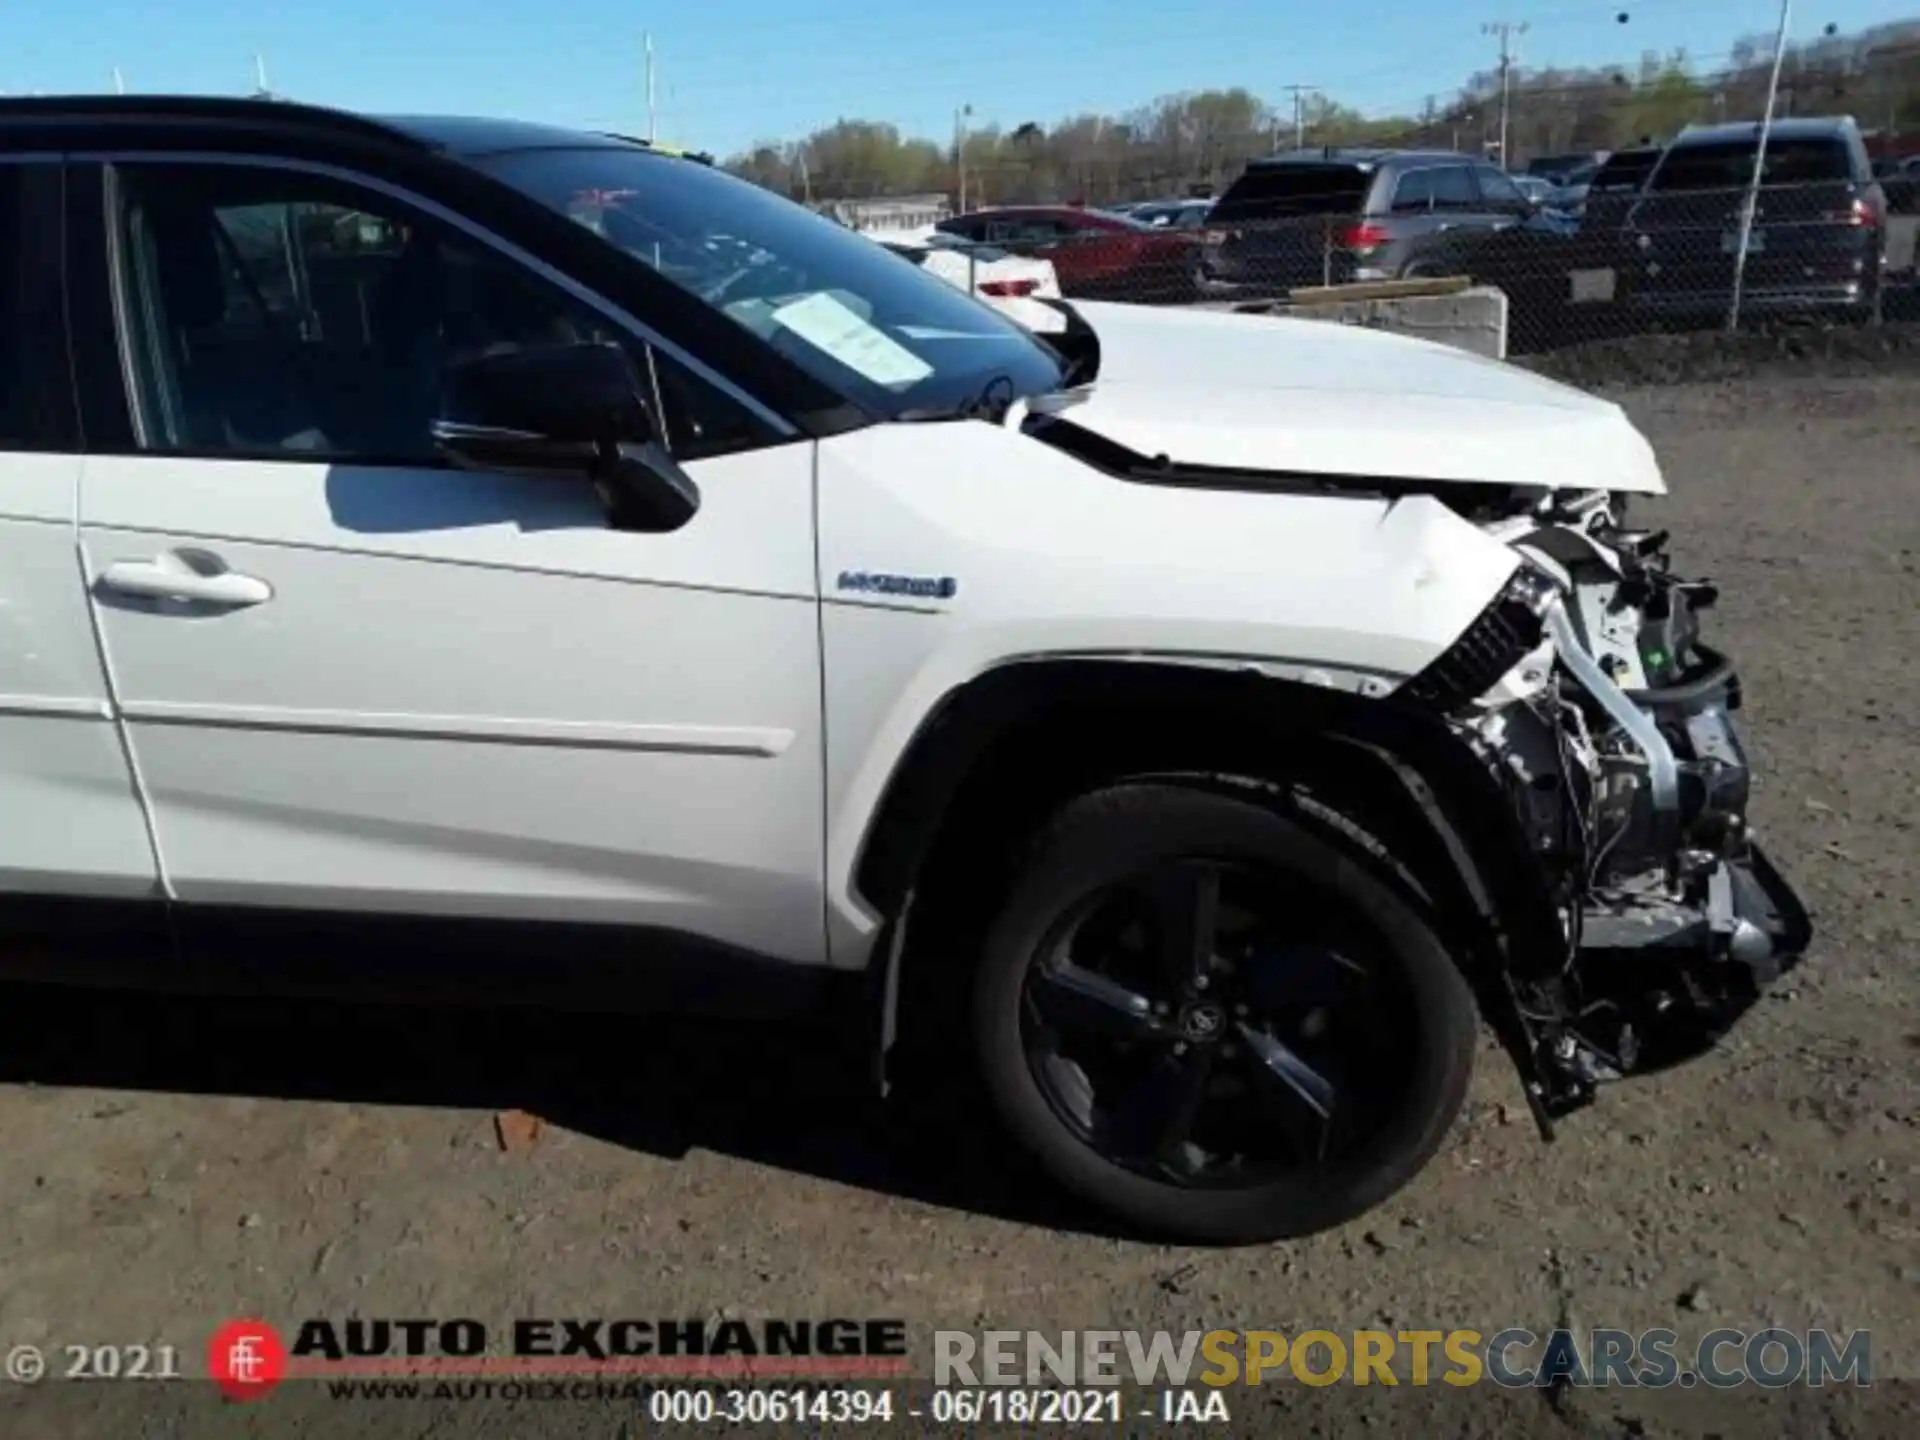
972;783;1477;1244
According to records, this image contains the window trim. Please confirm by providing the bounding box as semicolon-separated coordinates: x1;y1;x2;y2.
78;148;800;462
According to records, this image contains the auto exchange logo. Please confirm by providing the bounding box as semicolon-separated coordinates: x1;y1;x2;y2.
203;1315;911;1400
208;1319;289;1401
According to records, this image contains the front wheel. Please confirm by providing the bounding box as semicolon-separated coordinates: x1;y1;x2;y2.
972;782;1477;1244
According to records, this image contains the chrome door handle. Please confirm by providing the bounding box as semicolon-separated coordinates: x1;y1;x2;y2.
98;552;273;607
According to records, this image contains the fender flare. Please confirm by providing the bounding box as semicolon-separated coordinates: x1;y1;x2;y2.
856;657;1568;1089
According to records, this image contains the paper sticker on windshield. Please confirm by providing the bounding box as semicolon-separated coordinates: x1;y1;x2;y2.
770;292;932;387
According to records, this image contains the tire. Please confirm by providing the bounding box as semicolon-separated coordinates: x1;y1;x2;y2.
971;781;1476;1245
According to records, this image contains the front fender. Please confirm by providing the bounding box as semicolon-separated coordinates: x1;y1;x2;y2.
815;420;1522;965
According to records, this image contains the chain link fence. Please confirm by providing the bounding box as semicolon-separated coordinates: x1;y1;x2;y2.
888;168;1919;356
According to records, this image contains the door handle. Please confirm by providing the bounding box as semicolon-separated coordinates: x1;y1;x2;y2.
98;552;273;607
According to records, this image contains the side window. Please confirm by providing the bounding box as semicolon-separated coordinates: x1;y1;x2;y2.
0;168;24;445
109;162;773;465
1390;169;1437;213
0;164;69;450
1431;166;1478;211
1001;218;1065;243
1474;166;1530;210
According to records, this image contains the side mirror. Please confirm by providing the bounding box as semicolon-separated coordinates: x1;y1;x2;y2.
432;342;700;532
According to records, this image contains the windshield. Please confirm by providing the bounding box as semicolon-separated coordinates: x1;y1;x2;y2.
478;146;1064;419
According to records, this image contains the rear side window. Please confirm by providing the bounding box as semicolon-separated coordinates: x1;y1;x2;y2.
1431;166;1478;210
0;169;21;445
1210;166;1370;222
1651;137;1853;192
0;165;68;450
982;217;1051;243
1389;169;1437;213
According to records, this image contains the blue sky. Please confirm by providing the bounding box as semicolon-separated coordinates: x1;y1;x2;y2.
5;1;1913;157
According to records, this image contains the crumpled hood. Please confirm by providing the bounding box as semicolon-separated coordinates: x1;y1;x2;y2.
1045;300;1665;495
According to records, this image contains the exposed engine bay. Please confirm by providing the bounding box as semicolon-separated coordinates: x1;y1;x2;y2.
1415;489;1811;1129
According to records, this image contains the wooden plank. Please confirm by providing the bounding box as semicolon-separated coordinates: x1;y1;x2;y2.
1285;275;1474;304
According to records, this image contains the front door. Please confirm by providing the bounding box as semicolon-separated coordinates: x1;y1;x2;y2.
71;157;827;965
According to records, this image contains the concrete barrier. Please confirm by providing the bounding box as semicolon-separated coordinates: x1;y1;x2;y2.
1887;215;1918;277
1183;281;1510;360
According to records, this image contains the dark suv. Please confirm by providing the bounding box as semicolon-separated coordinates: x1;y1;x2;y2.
1199;149;1537;296
1626;116;1888;322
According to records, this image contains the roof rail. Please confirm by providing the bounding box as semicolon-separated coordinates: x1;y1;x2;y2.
0;93;415;146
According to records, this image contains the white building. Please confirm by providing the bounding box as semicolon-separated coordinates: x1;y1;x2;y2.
815;194;952;235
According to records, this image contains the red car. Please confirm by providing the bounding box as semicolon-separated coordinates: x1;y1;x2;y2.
935;205;1202;303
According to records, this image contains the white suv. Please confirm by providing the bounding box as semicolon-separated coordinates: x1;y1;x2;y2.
0;97;1808;1243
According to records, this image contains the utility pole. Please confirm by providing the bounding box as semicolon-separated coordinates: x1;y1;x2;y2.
1482;19;1528;165
112;67;126;95
252;53;272;99
1279;84;1320;150
954;103;973;211
1729;0;1793;332
645;34;657;143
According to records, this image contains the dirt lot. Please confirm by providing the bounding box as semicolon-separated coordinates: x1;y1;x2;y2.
1;370;1917;1435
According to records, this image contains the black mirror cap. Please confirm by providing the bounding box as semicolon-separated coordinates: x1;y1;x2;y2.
433;341;702;533
438;341;653;449
599;445;701;532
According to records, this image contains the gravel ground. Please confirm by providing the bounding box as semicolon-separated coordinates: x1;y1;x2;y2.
1;370;1916;1436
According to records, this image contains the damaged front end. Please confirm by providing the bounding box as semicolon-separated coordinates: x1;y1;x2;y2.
1400;492;1812;1130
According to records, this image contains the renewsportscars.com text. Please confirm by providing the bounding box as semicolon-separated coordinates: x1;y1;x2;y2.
935;1327;1874;1388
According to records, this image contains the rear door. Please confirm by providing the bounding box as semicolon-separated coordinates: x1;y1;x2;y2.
0;157;161;904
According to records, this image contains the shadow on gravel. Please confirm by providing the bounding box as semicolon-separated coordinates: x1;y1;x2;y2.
0;979;1113;1238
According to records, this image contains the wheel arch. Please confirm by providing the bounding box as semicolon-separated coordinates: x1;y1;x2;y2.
855;657;1566;1034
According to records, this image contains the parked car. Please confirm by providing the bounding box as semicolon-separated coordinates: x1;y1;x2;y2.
874;228;1065;330
1525;150;1605;184
1510;174;1560;208
1563;144;1664;226
936;205;1201;302
1199;148;1540;295
1406;205;1638;353
0;94;1808;1246
1625;116;1888;324
1130;199;1213;229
